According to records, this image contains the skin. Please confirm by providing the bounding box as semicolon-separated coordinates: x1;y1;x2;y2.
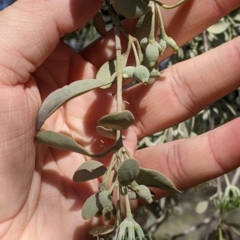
0;0;239;239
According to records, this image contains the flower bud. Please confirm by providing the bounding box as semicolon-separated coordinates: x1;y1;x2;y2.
158;39;167;55
118;159;140;186
136;185;153;203
145;42;160;67
134;65;150;84
140;37;149;50
122;66;135;78
164;37;179;52
98;190;113;214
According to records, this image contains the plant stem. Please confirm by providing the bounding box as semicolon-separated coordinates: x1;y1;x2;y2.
148;1;156;42
202;30;209;52
99;153;116;191
106;0;123;144
124;187;133;218
224;174;231;187
116;180;121;227
156;3;167;39
231;167;240;185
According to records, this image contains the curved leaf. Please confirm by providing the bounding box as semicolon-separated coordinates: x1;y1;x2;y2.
35;131;93;156
82;193;102;220
133;10;152;41
93;11;107;36
112;0;150;18
73;160;107;182
89;225;115;236
98;110;135;130
96;52;129;89
207;20;230;34
36;79;111;130
96;58;116;88
136;167;181;193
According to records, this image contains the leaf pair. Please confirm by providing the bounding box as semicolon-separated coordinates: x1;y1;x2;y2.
82;191;113;220
117;158;180;193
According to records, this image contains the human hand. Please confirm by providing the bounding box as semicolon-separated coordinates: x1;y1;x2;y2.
0;0;239;239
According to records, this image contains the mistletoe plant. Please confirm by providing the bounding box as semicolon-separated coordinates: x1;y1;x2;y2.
35;0;188;239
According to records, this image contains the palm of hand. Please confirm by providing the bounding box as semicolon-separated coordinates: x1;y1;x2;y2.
1;42;124;239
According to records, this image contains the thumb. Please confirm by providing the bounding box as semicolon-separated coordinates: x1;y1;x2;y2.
0;0;104;85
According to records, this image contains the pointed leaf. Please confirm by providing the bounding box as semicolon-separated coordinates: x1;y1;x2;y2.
89;225;115;236
112;0;151;18
73;160;107;182
35;131;93;156
222;208;240;229
96;52;129;89
118;159;140;186
98;110;135;130
36;79;111;130
96;58;116;88
207;20;230;34
93;11;107;36
136;167;181;193
82;193;102;220
133;10;152;41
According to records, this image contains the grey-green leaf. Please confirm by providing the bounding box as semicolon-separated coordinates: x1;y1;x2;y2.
93;11;107;36
36;79;111;130
98;110;135;130
136;167;181;193
96;53;129;89
207;20;230;34
35;131;93;156
112;0;150;18
118;159;140;186
133;10;152;41
96;58;116;89
222;208;240;229
82;193;102;220
73;160;107;182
